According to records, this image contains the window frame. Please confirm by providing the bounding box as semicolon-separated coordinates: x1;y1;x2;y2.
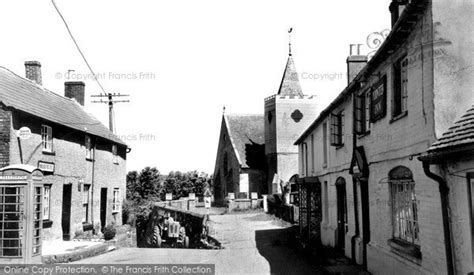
82;184;91;223
112;144;119;164
85;135;94;160
43;184;51;220
112;188;120;213
322;122;328;167
330;110;345;147
388;166;421;258
355;90;371;135
393;55;408;118
41;125;53;153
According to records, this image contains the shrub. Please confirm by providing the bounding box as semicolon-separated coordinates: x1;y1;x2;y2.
103;224;117;240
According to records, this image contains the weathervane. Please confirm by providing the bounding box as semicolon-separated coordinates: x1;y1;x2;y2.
288;27;293;56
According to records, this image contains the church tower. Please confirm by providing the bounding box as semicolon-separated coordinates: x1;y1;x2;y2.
264;30;318;194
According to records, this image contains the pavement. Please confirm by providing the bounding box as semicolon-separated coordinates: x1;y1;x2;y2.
42;240;113;263
75;211;323;274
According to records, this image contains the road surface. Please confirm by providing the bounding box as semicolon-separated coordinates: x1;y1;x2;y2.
76;211;321;274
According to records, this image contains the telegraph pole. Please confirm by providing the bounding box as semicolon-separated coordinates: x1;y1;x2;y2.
91;93;129;133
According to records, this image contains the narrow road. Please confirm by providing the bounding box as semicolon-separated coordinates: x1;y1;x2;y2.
76;211;321;275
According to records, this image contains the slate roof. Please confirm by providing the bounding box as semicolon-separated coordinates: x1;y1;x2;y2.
277;56;303;97
427;105;474;152
0;66;126;146
224;114;264;168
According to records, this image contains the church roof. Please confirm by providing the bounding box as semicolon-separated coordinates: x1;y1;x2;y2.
224;114;264;168
427;104;474;152
277;56;303;97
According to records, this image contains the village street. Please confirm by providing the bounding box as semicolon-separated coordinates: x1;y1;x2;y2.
76;211;322;275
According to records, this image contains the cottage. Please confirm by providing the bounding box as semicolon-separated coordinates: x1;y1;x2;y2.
0;62;128;243
294;0;473;274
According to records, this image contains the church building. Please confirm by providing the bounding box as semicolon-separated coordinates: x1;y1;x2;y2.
213;39;318;204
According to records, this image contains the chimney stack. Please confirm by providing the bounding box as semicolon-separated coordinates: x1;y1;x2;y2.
65;81;85;106
389;0;409;27
346;44;368;85
24;61;42;85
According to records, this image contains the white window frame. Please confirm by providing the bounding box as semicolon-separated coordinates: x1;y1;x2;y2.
82;184;91;223
85;135;94;160
112;188;120;213
41;125;53;152
43;185;51;220
112;145;119;164
389;170;419;246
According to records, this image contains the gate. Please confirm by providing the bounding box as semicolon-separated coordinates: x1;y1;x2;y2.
297;177;321;244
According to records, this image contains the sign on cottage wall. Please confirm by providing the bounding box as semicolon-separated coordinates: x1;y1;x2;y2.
371;76;387;122
17;127;31;140
38;161;55;173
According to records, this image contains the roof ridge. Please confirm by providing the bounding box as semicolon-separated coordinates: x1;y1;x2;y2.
0;66;73;102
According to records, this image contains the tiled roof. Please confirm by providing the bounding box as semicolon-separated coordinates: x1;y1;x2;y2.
428;105;474;152
0;66;126;146
224;114;264;168
277;56;303;97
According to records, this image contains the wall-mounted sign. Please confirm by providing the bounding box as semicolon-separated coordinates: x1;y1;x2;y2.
370;76;387;122
17;127;32;140
38;161;55;173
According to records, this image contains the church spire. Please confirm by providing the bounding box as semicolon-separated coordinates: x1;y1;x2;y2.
288;27;293;56
277;28;303;96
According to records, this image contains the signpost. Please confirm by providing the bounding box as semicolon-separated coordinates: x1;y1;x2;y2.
166;193;172;201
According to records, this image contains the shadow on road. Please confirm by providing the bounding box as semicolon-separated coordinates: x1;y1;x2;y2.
255;227;322;275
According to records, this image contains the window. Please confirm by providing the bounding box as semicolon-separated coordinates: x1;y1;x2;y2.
41;125;53;152
113;188;120;213
355;91;371;134
112;145;119;164
85;135;93;160
393;56;408;117
43;185;51;220
389;166;419;247
330;110;345;147
323;123;328;166
82;184;90;223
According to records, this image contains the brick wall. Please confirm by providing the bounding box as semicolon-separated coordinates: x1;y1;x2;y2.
0;106;11;167
8;110;127;241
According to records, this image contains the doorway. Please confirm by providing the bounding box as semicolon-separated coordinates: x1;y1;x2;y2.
61;184;72;241
100;188;107;229
336;178;347;250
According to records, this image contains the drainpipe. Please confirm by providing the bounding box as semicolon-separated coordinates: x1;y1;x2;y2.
422;161;454;275
350;93;360;262
91;142;96;233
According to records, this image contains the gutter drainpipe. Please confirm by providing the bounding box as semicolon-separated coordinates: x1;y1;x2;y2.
422;161;454;275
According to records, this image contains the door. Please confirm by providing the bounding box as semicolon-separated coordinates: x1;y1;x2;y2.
336;178;347;250
61;184;72;241
100;188;107;229
360;178;370;268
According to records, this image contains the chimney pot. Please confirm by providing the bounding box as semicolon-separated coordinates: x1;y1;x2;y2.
65;81;85;106
24;61;42;85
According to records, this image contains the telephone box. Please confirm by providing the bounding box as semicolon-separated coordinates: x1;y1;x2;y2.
0;164;43;264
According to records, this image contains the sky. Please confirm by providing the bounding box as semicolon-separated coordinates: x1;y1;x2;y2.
0;0;391;175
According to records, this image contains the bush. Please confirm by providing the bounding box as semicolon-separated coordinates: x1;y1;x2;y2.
103;224;117;240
